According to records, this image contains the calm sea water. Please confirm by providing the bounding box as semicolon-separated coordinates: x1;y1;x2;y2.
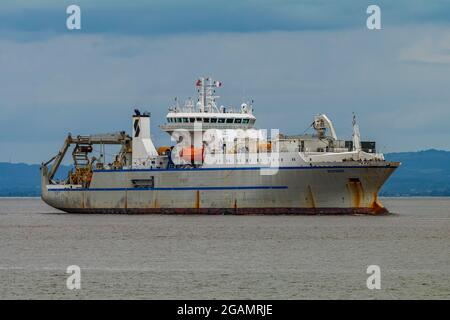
0;197;448;299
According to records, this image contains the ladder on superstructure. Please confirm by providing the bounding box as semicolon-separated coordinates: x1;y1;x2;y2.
72;136;93;168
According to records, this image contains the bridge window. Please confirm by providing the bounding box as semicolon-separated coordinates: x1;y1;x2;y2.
211;118;217;123
196;118;202;122
242;119;249;124
218;118;225;123
234;118;242;123
226;118;234;123
176;118;181;123
189;118;195;123
203;118;210;123
182;118;188;123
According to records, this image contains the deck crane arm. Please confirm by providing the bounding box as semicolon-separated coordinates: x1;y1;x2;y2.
47;134;72;181
43;132;132;182
313;114;338;140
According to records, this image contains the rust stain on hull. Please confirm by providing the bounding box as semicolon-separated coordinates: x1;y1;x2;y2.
347;179;364;208
195;190;200;210
306;185;316;208
370;192;386;215
233;199;240;214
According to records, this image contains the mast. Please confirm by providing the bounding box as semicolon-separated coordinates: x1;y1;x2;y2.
352;113;361;152
196;77;222;113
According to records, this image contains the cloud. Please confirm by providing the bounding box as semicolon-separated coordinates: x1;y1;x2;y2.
399;31;450;64
1;25;450;163
1;0;450;38
1;1;450;162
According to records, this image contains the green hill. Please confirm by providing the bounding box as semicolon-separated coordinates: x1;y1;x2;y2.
0;163;71;197
381;149;450;196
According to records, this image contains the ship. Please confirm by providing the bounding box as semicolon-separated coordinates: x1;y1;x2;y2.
41;77;399;214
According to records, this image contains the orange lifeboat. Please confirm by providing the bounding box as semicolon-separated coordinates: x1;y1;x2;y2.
180;146;204;162
258;142;272;152
157;146;172;155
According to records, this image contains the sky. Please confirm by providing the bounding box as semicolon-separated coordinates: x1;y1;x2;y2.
1;0;450;163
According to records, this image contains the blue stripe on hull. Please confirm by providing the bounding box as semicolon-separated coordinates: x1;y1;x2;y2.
47;185;289;192
92;165;394;173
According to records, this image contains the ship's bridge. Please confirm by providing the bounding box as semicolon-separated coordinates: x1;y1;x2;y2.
161;111;256;132
160;77;256;134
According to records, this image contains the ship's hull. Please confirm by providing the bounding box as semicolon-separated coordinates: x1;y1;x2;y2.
41;163;398;215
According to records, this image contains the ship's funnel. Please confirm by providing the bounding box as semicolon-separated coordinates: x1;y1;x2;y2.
132;111;158;167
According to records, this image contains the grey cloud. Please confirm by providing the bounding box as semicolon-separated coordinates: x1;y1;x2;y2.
1;1;450;38
1;26;450;163
399;29;450;64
